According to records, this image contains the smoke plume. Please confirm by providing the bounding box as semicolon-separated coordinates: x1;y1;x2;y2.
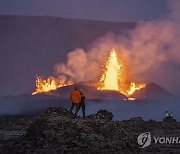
54;0;180;95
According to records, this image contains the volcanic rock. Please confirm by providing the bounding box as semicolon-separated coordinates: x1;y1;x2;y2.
0;107;139;153
0;107;180;154
163;116;177;123
87;109;113;121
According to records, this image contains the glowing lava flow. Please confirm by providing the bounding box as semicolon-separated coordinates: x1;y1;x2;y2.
98;49;146;99
32;76;68;95
127;82;146;96
98;49;123;91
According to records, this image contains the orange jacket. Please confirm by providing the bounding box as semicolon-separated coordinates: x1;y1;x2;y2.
70;90;81;103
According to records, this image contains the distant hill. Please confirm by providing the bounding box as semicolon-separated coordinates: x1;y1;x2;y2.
0;81;174;101
131;82;174;100
0;15;135;96
48;83;127;100
33;82;174;100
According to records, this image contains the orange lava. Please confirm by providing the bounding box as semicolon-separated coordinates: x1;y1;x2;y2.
98;49;146;99
32;76;69;95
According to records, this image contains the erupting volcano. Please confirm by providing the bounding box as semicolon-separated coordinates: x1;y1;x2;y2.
98;49;146;99
32;49;146;100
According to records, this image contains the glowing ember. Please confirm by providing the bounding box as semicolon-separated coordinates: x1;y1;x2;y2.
32;76;67;95
98;49;146;99
128;97;136;101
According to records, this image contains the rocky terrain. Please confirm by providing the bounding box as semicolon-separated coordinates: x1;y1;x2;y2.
0;107;180;154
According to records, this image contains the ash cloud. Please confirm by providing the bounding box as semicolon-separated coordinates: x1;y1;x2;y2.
54;0;180;95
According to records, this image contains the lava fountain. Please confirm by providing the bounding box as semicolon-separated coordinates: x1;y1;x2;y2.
32;76;71;95
98;49;146;99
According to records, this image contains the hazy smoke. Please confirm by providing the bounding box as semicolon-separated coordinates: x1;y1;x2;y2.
54;0;180;94
54;35;117;83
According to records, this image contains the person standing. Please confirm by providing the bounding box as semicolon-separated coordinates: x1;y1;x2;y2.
70;86;81;118
165;111;170;118
79;89;86;118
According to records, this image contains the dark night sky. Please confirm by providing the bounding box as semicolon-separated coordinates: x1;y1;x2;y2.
0;0;168;22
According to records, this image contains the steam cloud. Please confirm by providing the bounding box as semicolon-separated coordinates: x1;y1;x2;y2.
54;0;180;95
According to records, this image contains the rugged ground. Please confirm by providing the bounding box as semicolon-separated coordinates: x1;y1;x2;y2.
0;107;180;154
